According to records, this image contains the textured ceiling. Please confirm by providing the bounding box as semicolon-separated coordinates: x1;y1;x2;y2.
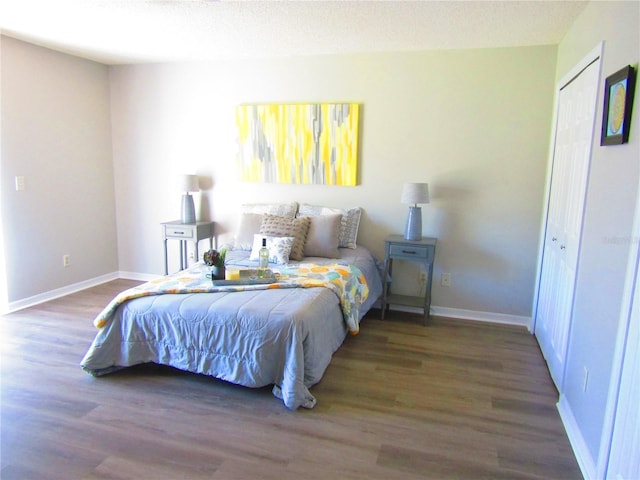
0;0;588;65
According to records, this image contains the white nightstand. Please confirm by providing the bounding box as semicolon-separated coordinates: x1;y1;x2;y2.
381;234;437;325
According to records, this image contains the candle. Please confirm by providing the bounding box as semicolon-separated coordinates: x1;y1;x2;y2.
225;268;240;280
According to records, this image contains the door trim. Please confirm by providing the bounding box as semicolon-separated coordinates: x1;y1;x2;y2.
530;42;604;334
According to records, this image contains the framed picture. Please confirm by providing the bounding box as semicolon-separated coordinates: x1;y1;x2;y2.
601;65;636;146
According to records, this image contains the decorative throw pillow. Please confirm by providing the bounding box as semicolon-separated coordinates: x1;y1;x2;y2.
259;214;310;261
249;235;295;265
240;202;298;218
303;214;341;258
297;204;361;249
234;212;264;251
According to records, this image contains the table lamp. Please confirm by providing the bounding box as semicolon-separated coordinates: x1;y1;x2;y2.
401;182;430;241
178;174;199;224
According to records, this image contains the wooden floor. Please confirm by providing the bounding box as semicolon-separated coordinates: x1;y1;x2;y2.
1;279;581;479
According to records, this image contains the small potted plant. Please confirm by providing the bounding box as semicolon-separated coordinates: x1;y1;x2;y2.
203;247;227;280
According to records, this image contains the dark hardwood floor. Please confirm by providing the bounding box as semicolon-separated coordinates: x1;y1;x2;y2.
1;279;581;479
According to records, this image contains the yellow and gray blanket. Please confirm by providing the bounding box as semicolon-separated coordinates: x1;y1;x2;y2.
94;262;369;334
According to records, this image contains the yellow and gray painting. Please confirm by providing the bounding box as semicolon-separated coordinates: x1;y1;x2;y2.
236;103;359;186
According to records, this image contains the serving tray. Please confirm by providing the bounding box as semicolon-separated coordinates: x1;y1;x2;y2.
211;269;277;286
211;277;277;286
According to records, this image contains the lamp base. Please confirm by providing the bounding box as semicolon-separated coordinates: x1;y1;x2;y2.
404;206;422;241
181;194;196;224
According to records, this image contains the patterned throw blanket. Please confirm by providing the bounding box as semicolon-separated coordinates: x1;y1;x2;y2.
94;263;370;334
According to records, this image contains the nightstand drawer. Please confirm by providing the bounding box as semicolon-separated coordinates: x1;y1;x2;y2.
389;244;431;260
165;226;195;239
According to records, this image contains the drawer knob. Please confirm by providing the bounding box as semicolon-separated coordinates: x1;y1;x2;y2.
402;250;416;254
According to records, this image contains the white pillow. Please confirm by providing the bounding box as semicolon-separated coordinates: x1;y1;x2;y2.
249;235;295;265
240;202;298;218
297;204;361;249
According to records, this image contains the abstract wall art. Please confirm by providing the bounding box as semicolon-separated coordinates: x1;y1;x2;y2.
235;103;360;186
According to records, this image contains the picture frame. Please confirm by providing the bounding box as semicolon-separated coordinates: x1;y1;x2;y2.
601;65;636;146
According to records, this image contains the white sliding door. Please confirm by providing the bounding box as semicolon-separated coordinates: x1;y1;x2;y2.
534;56;600;389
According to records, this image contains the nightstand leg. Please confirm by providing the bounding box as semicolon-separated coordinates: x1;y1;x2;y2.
164;239;168;276
423;261;434;325
381;258;391;320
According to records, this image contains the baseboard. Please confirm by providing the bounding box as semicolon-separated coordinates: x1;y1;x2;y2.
6;272;120;313
432;305;530;327
387;304;530;327
118;271;162;282
558;394;596;479
5;271;165;314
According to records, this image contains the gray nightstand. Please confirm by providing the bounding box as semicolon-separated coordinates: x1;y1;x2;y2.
162;220;214;275
381;234;437;324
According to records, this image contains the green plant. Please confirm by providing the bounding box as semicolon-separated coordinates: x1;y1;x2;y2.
203;248;226;267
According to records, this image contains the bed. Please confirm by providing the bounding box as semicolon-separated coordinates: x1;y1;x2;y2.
81;203;383;410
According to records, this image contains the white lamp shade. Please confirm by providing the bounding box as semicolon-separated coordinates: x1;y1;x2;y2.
178;174;199;193
401;183;430;205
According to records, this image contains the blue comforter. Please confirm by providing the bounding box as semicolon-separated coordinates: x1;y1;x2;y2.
81;246;383;409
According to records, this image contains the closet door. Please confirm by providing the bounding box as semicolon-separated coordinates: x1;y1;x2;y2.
535;59;599;389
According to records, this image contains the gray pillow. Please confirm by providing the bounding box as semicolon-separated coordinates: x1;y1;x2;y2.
297;204;361;249
303;214;341;258
234;213;264;251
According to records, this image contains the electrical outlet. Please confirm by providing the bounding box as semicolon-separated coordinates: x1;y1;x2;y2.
441;272;451;287
15;176;25;191
63;254;71;267
419;271;427;283
189;251;195;260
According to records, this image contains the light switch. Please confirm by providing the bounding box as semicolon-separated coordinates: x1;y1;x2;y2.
15;176;25;191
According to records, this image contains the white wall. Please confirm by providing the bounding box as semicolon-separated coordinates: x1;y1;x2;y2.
1;36;118;304
0;34;559;322
109;45;557;320
552;0;640;475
